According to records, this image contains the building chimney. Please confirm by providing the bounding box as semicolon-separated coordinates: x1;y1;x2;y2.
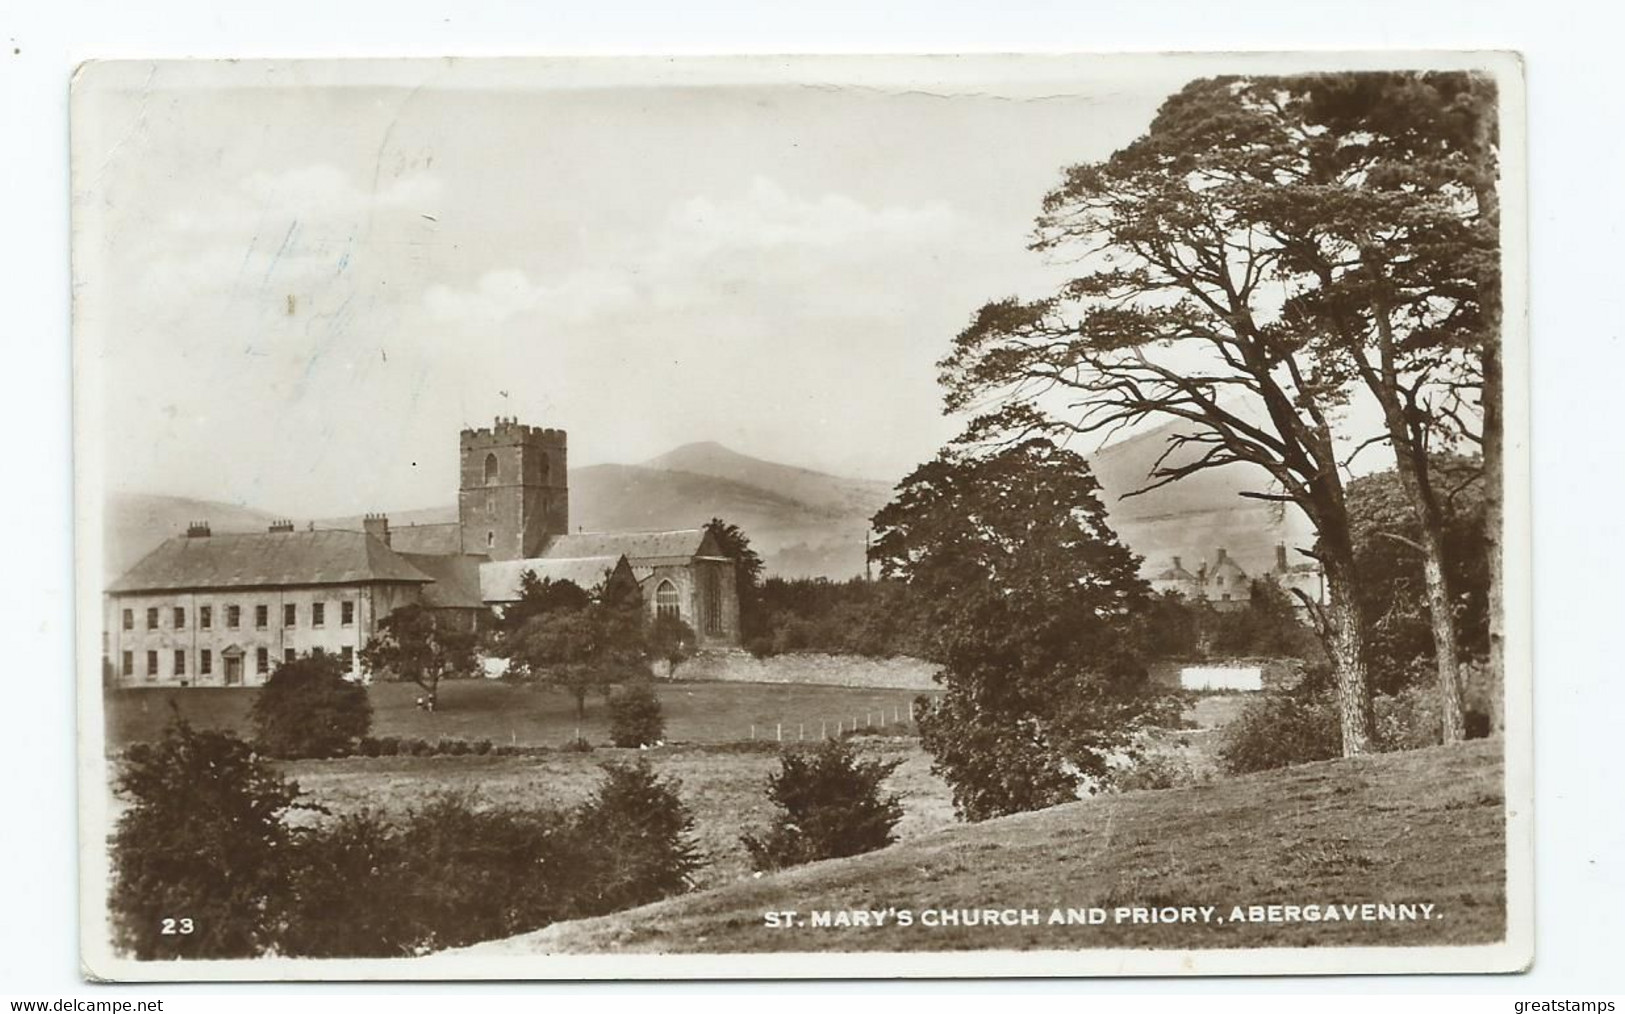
1275;543;1288;572
362;513;391;546
268;519;295;534
1215;547;1228;564
1172;555;1182;571
186;521;210;538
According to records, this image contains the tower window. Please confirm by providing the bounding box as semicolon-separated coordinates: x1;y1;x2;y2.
484;452;499;485
487;531;495;549
655;580;680;621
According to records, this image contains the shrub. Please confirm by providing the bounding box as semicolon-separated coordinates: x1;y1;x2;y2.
1110;749;1207;792
357;792;580;953
571;759;702;912
741;739;903;871
472;739;494;756
281;810;415;957
1217;686;1342;775
109;717;308;958
607;682;665;747
563;735;593;753
249;653;372;759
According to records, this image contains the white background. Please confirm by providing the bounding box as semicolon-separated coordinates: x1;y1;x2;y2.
2;0;1620;997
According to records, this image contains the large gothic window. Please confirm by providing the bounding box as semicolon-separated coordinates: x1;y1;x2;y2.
703;567;723;635
655;580;680;621
484;452;499;485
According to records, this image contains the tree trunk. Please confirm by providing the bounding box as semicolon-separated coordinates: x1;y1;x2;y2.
1317;535;1377;756
1482;337;1505;730
1390;440;1468;743
1363;279;1468;742
575;693;587;722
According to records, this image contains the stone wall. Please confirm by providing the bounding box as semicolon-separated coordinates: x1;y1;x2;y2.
672;651;940;691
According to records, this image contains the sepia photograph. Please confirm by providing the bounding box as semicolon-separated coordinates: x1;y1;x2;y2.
70;52;1531;980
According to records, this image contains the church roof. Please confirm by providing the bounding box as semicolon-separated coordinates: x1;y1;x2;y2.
479;555;630;603
397;552;488;610
107;530;435;594
538;529;716;565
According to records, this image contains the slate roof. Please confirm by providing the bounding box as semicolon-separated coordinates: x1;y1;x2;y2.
107;530;435;594
388;522;464;555
480;556;629;603
398;553;488;610
537;530;712;565
1154;563;1199;582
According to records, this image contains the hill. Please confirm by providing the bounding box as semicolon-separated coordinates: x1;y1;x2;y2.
102;428;1315;584
463;739;1507;954
644;442;894;519
103;492;281;581
1087;421;1317;578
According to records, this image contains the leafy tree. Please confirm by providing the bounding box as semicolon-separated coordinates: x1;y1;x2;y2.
109;717;308;959
1232;73;1501;741
511;599;649;720
933;74;1498;754
571;759;701;911
646;612;695;677
360;603;477;711
1205;579;1324;660
607;681;666;747
1346;460;1490;696
871;438;1173;820
741;739;903;870
704;517;764;639
249;652;372;759
497;572;592;647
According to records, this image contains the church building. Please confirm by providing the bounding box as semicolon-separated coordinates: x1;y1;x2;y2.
104;417;742;686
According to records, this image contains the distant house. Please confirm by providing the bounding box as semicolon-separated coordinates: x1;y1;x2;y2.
1147;543;1324;615
1150;556;1202;598
1205;548;1248;609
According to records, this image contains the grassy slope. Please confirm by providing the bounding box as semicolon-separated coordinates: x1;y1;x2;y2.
471;739;1506;954
104;680;925;751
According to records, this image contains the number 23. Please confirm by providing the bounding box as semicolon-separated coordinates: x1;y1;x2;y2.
161;917;194;935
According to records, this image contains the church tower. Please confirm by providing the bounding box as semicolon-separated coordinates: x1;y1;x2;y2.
458;417;569;560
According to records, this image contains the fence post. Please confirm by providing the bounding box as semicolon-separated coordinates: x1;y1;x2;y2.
750;723;755;741
821;720;827;740
799;723;804;741
777;722;782;742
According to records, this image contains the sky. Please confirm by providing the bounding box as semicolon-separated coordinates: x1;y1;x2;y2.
71;56;1201;518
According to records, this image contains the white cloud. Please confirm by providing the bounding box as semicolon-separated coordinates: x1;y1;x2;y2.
422;177;964;325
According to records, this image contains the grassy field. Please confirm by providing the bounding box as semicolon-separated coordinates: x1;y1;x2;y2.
466;738;1507;954
104;680;930;751
280;737;955;891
